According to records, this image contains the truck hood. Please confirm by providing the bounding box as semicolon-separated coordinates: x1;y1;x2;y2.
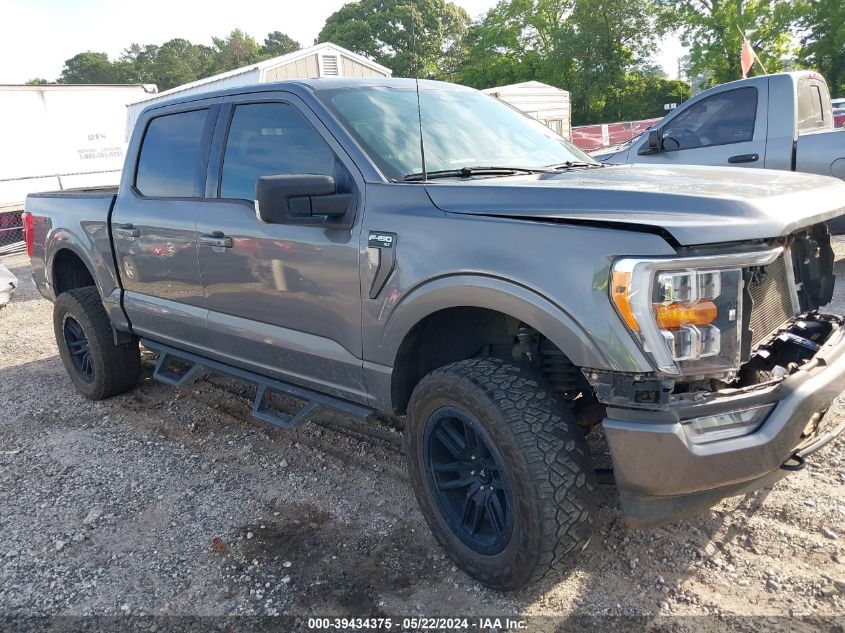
425;164;845;246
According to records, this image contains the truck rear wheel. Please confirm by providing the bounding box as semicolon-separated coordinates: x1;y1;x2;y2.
53;287;140;400
405;357;596;590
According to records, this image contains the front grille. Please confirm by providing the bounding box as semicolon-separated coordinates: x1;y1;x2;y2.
747;254;797;349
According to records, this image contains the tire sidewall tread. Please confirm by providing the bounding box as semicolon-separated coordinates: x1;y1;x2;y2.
406;357;596;590
53;287;140;400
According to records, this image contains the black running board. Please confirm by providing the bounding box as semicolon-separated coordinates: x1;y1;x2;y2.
141;339;372;430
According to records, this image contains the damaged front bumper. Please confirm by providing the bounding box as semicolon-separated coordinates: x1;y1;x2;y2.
599;313;845;527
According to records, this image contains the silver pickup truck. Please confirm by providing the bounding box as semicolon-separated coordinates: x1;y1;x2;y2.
598;71;845;228
22;78;845;590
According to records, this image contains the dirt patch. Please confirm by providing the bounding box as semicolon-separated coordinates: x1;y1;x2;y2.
220;501;440;616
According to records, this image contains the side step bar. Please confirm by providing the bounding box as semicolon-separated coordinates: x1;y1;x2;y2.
141;339;372;430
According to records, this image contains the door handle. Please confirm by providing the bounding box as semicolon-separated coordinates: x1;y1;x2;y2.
728;153;759;164
199;231;233;249
114;223;140;238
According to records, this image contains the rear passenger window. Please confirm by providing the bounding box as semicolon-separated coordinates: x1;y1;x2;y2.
220;103;335;201
797;79;832;133
135;109;207;197
662;87;758;151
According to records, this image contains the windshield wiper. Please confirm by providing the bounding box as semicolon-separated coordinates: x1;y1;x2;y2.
403;166;551;182
546;160;604;170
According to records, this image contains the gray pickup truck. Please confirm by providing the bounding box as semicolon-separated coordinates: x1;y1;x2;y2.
596;71;845;230
23;78;845;590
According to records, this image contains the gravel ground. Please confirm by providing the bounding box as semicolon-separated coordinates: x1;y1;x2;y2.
1;245;844;630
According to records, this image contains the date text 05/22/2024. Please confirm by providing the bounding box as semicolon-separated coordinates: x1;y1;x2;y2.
307;617;528;631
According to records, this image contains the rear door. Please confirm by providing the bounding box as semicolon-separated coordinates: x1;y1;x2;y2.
112;103;218;351
632;83;768;168
194;93;366;402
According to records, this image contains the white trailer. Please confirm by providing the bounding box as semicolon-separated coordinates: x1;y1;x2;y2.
0;83;156;251
482;81;572;139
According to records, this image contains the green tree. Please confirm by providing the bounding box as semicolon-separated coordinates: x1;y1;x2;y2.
457;0;671;124
260;31;301;58
657;0;798;87
151;39;215;90
596;73;691;122
212;29;261;72
456;0;556;88
25;78;50;85
119;43;160;83
564;0;662;122
58;51;121;83
797;0;845;96
317;0;470;79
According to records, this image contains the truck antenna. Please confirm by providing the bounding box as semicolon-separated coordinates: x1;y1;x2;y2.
410;3;428;181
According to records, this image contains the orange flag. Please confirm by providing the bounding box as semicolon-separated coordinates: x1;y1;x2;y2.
741;38;756;79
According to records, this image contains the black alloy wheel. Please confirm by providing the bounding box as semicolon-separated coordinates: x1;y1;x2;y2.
423;407;514;555
63;315;95;382
53;287;141;399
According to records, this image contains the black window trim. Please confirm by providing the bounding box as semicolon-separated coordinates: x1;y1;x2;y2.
661;86;760;153
131;103;220;201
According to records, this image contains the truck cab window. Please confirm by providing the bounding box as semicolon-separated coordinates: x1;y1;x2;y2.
797;79;831;133
220;103;337;201
662;87;757;151
135;109;208;197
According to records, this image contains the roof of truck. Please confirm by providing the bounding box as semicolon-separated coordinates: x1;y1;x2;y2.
136;77;472;117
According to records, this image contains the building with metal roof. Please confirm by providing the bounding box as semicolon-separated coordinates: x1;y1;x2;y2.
125;42;392;137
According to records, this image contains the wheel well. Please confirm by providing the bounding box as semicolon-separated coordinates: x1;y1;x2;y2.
391;307;592;414
52;249;96;297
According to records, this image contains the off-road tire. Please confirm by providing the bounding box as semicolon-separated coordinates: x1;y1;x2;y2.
405;357;596;590
53;287;140;400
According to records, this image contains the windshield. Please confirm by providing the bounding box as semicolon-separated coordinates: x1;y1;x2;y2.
316;84;595;181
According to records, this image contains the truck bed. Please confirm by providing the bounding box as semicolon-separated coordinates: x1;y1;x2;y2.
26;188;121;317
27;185;119;199
796;127;845;179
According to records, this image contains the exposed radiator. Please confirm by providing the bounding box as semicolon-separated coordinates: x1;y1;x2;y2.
747;254;798;349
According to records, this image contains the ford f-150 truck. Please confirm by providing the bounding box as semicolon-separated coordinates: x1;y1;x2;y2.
596;71;845;230
23;78;845;590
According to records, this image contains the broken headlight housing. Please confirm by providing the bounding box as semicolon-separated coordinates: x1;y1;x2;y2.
610;249;783;375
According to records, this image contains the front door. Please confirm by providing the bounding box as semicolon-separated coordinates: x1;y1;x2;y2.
195;96;366;401
633;84;768;168
112;105;216;351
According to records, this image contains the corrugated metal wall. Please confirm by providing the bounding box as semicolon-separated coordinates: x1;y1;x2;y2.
485;83;572;139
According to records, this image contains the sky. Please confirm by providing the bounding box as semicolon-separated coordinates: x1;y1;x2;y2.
0;0;686;84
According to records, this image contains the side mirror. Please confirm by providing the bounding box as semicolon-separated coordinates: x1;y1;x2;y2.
255;174;354;228
638;129;663;155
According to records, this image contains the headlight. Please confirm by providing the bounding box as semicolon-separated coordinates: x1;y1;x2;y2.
610;249;783;375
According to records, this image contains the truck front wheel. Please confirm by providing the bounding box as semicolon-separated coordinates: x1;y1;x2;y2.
53;287;140;400
405;357;596;590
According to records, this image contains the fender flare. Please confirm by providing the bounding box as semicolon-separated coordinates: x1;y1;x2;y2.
46;231;130;334
372;274;617;371
46;232;103;298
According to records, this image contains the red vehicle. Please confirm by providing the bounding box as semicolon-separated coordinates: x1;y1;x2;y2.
832;98;845;126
